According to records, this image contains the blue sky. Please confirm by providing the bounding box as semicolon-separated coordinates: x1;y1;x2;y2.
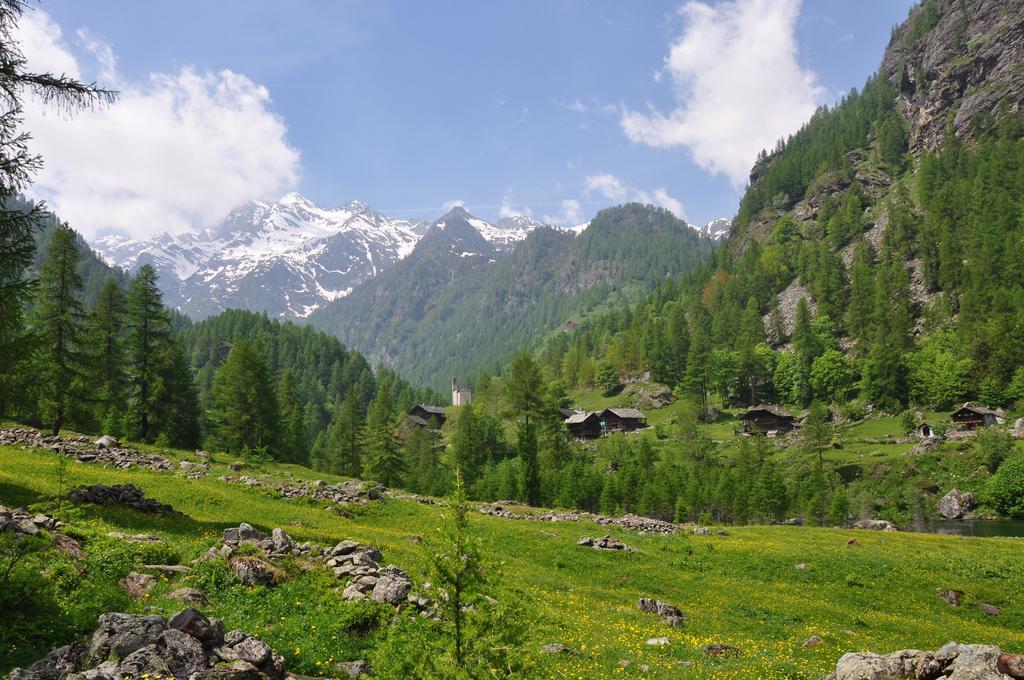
22;0;916;237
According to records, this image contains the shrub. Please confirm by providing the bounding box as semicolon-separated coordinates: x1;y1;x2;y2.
986;452;1024;518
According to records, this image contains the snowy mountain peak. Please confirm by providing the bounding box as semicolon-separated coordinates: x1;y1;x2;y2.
688;217;731;240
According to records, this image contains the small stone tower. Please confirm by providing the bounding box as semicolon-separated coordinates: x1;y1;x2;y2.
452;377;472;406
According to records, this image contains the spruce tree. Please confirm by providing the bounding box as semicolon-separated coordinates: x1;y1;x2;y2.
125;265;171;441
84;277;126;427
277;368;307;464
209;340;280;456
364;382;403;486
315;385;365;476
153;337;202;448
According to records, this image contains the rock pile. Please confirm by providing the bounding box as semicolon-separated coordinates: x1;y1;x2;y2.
578;535;634;552
476;505;679;534
852;519;898;531
0;505;62;536
829;642;1024;680
0;427;172;471
69;484;173;516
597;513;679;534
203;523;419;608
937;488;975;520
278;479;384;505
638;598;686;627
10;608;290;680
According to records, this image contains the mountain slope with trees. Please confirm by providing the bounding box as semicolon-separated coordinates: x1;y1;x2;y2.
310;203;715;391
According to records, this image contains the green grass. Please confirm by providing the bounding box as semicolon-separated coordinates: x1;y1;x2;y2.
2;443;1022;679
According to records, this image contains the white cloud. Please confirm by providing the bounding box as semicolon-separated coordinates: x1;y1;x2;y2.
16;10;300;238
621;0;823;186
498;190;532;219
583;173;686;220
584;173;627;202
542;199;582;226
441;198;465;212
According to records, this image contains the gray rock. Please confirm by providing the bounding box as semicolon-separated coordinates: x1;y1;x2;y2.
692;527;711;535
704;644;741;658
230;557;276;587
168;608;221;644
115;644;170;678
89;613;166;661
231;636;271;666
94;435;119;450
979;603;1001;616
936;589;962;607
371;566;412;604
802;635;823;649
938;488;975;520
158;629;205;679
646;637;670;646
852;519;898;531
120;571;156;598
540;643;572;654
271;527;293;553
168;587;209;606
9;642;87;680
342;583;367;601
336;659;372;677
833;643;1007;680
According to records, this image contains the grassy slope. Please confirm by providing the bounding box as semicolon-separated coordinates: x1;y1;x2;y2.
2;442;1022;679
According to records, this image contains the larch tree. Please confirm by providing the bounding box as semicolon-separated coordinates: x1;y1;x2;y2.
364;382;402;486
85;277;126;429
30;225;84;434
0;0;114;416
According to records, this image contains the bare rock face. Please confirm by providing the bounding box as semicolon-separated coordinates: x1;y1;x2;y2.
937;488;975;520
880;0;1024;156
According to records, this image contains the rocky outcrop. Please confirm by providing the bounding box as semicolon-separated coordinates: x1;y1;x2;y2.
0;427;172;471
0;505;62;536
831;642;1021;680
69;484;173;515
880;0;1024;156
937;488;975;520
10;609;288;680
620;381;674;410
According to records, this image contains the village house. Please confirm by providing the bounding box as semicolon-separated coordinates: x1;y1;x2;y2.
739;405;798;436
405;404;447;430
950;405;1003;430
564;408;647;439
451;377;472;406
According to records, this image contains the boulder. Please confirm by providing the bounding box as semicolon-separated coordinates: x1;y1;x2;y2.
121;571;157;598
230;557;277;587
88;613;167;661
53;533;85;559
371;566;412;604
157;629;205;679
998;654;1024;678
936;589;963;607
115;645;171;678
803;635;823;649
646;637;670;646
638;598;686;627
169;608;221;645
232;636;272;666
833;643;1008;680
979;603;1001;616
94;435;119;450
8;642;87;680
168;587;210;606
937;488;975;520
271;527;293;554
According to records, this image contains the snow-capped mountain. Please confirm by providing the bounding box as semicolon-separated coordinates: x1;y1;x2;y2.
91;193;544;319
692;217;731;240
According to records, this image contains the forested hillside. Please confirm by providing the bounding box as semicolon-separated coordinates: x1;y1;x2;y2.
311;203;714;390
537;0;1024;414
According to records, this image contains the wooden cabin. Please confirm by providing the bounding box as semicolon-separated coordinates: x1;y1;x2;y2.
598;408;647;434
565;411;602;440
740;405;798;435
950;405;1001;431
406;404;447;429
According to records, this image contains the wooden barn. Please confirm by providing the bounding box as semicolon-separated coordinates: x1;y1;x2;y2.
740;405;798;435
598;408;647;434
406;404;447;429
950;405;1001;430
565;411;602;440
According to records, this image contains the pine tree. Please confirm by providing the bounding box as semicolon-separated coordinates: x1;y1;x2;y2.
364;382;403;486
125;265;172;441
30;225;85;434
209;339;280;456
